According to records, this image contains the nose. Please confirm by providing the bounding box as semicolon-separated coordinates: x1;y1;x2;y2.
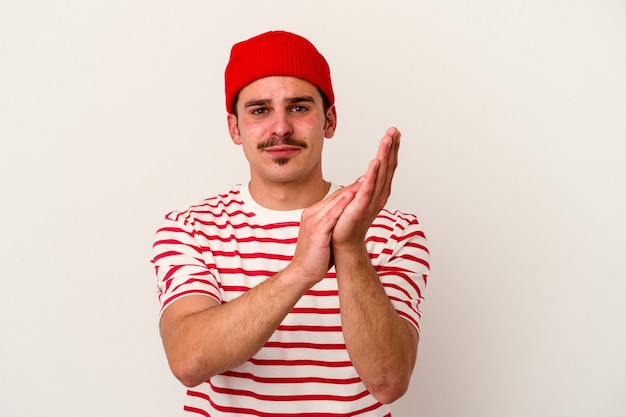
271;109;293;138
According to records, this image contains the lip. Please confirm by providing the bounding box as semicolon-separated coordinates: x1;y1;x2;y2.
264;146;302;158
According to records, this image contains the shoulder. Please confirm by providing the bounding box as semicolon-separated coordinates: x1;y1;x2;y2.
374;208;425;238
162;184;250;226
368;207;429;264
370;207;430;275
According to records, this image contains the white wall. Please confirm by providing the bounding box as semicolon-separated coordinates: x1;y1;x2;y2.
1;1;624;416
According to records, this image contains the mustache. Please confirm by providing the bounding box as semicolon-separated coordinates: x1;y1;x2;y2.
257;137;308;150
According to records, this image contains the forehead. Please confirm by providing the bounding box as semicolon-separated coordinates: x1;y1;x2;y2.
237;76;323;104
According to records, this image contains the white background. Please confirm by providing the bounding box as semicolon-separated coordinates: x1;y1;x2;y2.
1;1;625;416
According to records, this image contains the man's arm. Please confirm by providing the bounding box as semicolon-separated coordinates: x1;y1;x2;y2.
160;268;311;387
331;127;419;403
159;186;359;387
333;245;419;404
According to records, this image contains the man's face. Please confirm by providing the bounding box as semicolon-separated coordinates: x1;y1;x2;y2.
228;76;336;187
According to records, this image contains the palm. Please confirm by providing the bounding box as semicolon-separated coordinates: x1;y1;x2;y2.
332;128;400;248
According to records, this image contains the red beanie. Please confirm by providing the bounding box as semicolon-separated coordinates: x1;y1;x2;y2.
224;31;334;114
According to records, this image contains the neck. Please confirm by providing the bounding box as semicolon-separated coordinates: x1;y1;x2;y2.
248;176;331;211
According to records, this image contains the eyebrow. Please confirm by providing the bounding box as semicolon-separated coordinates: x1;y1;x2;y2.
286;95;316;105
243;95;316;108
243;98;271;108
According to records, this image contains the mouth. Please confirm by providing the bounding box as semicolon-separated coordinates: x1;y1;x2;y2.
259;137;308;160
264;145;302;159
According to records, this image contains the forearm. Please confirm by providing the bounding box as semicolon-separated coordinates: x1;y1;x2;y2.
161;267;310;387
334;245;418;403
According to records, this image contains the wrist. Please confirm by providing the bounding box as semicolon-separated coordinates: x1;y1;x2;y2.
278;263;323;293
331;241;370;266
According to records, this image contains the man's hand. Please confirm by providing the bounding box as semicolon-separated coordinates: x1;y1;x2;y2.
287;185;358;287
332;127;401;249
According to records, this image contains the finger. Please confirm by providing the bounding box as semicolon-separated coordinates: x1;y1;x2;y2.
342;127;399;216
372;129;397;197
349;157;380;213
384;127;400;177
375;130;394;160
304;186;357;228
384;129;400;192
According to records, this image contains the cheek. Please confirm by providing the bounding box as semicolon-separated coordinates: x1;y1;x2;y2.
240;120;268;139
290;118;321;139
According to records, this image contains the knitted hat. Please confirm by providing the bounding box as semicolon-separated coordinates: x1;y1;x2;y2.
224;31;334;113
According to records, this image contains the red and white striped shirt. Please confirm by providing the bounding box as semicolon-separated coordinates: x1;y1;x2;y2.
152;183;430;416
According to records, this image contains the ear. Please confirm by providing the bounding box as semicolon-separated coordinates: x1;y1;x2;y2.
227;114;242;145
324;105;337;139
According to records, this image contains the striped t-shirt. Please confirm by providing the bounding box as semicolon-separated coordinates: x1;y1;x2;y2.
152;183;430;416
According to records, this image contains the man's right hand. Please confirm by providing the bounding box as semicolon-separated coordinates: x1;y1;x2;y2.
288;185;360;288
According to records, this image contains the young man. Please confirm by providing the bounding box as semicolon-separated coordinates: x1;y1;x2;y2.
152;30;430;416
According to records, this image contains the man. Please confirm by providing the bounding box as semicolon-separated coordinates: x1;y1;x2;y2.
152;30;430;416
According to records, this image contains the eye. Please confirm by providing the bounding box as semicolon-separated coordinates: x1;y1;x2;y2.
290;105;308;113
251;107;269;116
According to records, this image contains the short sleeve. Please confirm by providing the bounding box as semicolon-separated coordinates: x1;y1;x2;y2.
371;211;430;333
151;214;222;316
